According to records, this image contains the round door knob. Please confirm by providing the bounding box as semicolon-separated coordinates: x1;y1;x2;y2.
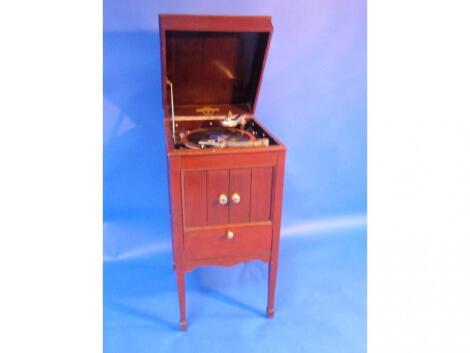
226;230;235;240
218;193;228;205
231;193;241;204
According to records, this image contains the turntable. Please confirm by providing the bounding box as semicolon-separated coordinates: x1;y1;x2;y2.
159;14;286;330
182;126;256;149
178;112;270;149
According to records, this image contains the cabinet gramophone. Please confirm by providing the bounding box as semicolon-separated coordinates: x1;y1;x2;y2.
159;14;286;330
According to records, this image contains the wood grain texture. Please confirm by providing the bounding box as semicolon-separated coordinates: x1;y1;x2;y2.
176;269;187;330
165;31;268;112
251;167;273;221
159;14;273;33
179;151;278;168
207;169;229;225
167;157;187;330
161;15;286;330
267;151;286;318
184;223;272;260
182;170;207;227
229;168;251;223
184;252;270;272
170;130;285;329
159;14;273;117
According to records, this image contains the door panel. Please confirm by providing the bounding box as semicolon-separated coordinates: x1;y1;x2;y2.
229;168;251;223
182;170;207;227
207;170;229;225
251;167;273;221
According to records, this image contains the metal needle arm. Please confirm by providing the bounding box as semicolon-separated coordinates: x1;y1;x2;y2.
166;78;176;143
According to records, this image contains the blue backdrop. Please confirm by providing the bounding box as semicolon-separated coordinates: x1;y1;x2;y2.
104;1;366;352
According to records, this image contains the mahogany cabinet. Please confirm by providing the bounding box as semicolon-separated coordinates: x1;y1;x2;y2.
159;14;286;330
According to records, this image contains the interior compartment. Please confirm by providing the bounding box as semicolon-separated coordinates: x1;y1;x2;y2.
170;118;279;149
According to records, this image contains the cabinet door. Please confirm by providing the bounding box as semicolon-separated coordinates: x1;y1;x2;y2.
229;169;251;223
182;166;273;228
207;170;229;225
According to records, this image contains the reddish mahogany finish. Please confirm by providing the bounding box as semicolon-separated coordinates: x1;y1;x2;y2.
159;14;286;330
184;222;272;261
207;170;229;225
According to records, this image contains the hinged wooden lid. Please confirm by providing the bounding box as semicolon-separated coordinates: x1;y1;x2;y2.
159;14;273;117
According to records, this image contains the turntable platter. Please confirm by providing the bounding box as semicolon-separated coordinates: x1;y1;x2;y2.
181;127;256;149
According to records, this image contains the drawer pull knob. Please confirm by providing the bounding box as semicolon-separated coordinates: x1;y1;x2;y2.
231;193;241;204
218;193;228;205
226;230;235;240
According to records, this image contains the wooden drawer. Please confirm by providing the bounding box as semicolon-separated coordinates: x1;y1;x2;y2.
183;223;272;260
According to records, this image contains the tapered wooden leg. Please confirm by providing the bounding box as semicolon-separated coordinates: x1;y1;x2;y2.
267;260;278;318
176;268;187;330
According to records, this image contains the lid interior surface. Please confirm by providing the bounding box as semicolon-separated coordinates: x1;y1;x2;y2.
164;30;270;115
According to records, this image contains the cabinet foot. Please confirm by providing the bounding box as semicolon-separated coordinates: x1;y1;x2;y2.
266;307;274;318
179;320;188;331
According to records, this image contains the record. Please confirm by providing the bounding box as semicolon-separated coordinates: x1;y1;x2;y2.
181;127;256;149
